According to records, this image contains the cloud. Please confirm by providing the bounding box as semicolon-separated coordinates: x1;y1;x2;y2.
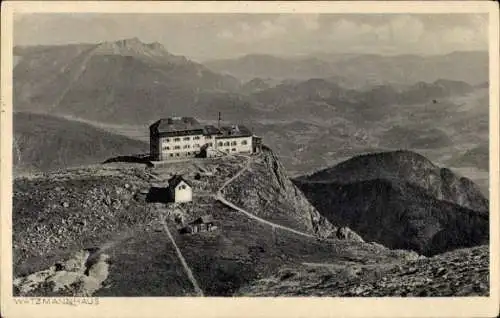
318;14;486;55
217;14;319;43
14;13;488;59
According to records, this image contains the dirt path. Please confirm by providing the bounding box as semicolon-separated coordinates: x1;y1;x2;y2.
216;194;314;238
216;154;314;239
159;213;204;297
218;154;253;191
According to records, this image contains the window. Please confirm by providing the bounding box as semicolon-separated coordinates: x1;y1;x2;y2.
183;136;190;141
224;141;229;146
205;136;211;140
170;154;174;157
232;148;236;152
241;140;248;145
218;141;223;147
187;152;191;155
194;144;199;148
174;145;181;150
231;141;237;146
174;138;181;142
208;142;213;147
193;136;200;140
166;138;171;142
183;145;190;149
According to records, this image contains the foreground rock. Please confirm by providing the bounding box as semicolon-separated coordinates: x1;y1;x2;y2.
236;245;489;297
14;250;110;296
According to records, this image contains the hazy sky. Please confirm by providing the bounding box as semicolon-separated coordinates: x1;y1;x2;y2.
14;13;488;61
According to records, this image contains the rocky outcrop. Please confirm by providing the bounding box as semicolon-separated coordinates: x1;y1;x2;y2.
223;148;361;240
336;227;364;242
14;250;110;296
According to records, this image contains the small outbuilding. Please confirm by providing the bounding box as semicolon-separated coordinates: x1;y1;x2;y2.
179;215;216;234
168;175;193;203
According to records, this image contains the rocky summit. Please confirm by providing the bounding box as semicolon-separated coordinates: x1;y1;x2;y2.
12;148;489;297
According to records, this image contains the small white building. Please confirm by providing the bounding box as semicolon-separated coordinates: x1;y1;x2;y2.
168;175;193;203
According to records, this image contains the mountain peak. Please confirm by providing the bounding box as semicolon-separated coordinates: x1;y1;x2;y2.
94;37;172;58
116;37;142;47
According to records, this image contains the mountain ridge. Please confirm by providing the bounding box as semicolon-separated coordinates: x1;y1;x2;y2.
205;51;488;86
295;150;489;256
298;150;488;212
13;112;149;174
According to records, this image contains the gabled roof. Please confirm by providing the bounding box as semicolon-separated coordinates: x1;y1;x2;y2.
215;125;252;138
150;117;203;134
168;175;192;189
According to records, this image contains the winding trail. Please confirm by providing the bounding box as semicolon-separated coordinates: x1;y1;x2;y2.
216;154;314;239
159;213;204;296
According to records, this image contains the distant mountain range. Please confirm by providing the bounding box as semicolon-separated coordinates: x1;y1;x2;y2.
14;39;484;125
295;150;489;256
206;51;488;87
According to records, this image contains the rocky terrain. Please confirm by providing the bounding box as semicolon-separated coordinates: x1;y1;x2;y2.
12;148;489;297
236;245;489;297
295;151;489;256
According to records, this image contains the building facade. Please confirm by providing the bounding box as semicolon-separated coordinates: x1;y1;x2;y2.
150;117;205;161
149;117;258;161
168;175;192;203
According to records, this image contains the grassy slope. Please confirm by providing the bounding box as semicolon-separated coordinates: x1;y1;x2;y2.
13;112;148;173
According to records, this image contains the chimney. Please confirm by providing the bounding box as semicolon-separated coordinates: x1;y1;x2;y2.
218;112;221;129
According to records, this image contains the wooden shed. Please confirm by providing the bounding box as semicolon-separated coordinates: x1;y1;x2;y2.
179;215;216;234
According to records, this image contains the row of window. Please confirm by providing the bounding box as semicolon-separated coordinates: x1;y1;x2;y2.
165;151;197;158
164;137;248;145
162;144;201;150
166;136;201;142
161;139;248;150
217;140;248;147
